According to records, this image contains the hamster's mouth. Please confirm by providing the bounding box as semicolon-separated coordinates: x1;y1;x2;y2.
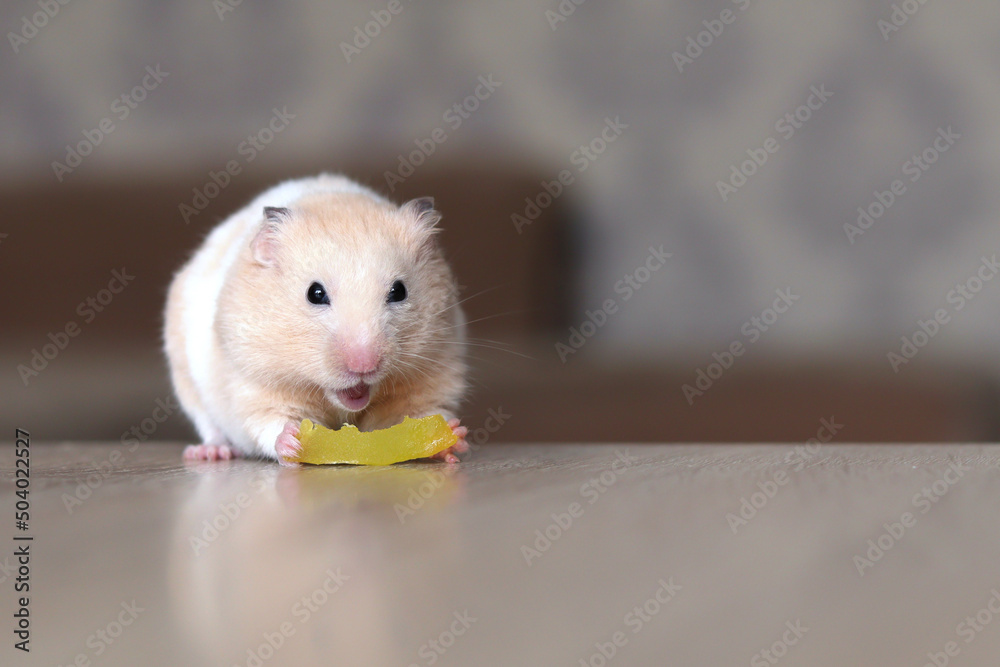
335;382;371;412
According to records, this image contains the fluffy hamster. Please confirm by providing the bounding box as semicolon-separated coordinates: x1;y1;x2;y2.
164;174;469;464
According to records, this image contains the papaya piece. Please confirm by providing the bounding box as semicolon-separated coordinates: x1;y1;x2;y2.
294;415;457;465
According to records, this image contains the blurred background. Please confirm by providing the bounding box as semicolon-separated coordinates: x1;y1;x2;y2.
2;1;1000;444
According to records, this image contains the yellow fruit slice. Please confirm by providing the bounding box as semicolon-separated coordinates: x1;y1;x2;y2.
294;415;457;465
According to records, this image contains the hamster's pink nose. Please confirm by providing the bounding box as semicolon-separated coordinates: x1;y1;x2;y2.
343;344;381;375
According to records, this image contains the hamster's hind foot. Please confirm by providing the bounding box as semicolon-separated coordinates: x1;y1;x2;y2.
183;442;237;461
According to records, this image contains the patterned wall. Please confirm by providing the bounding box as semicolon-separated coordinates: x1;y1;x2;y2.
3;1;999;372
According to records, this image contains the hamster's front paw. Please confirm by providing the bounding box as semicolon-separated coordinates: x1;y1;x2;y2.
275;421;302;467
183;442;237;461
429;418;469;463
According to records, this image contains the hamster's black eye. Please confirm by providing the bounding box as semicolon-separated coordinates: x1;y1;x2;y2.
307;282;330;305
387;280;407;304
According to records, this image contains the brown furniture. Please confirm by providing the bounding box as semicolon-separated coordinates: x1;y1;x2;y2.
2;163;995;443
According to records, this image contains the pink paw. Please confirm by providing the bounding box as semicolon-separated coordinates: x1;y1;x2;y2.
430;418;469;463
275;421;302;466
183;443;237;461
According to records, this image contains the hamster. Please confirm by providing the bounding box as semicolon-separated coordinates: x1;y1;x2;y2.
164;174;469;465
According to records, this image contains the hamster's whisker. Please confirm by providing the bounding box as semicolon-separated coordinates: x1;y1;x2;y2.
394;288;511;334
425;310;528;334
422;340;535;360
389;359;436;384
430;285;505;317
393;353;485;390
427;334;521;350
395;350;461;372
395;351;466;378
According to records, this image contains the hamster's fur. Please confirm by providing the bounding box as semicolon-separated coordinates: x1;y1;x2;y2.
164;174;469;464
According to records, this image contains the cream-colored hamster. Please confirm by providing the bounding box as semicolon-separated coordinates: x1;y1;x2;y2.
164;174;469;464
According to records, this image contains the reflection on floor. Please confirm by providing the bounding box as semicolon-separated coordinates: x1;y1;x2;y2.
4;442;1000;666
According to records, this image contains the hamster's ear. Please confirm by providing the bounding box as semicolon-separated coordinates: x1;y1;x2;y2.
401;197;442;234
251;206;290;267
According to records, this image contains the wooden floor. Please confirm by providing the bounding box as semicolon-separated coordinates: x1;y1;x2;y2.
4;442;1000;666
